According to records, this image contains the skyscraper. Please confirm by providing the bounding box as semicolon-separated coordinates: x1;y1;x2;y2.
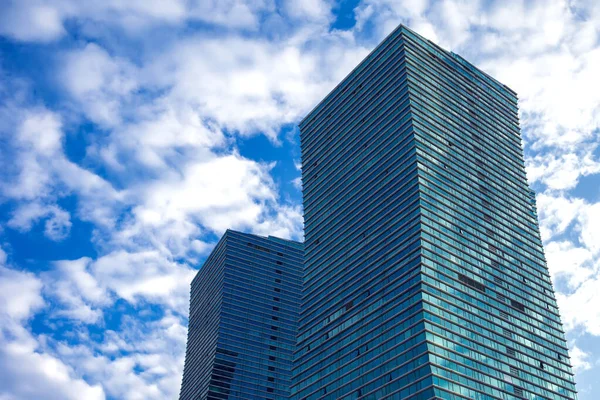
292;25;577;400
180;230;303;400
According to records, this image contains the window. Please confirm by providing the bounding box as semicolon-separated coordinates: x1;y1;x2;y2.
269;345;277;350
275;269;282;274
268;377;275;382
276;261;283;265
274;288;281;293
457;273;486;292
247;242;270;253
511;300;526;312
272;306;279;311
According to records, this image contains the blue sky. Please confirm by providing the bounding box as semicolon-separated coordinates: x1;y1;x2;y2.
0;0;598;399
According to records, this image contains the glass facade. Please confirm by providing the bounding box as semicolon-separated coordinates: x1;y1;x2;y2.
292;25;577;400
179;230;303;400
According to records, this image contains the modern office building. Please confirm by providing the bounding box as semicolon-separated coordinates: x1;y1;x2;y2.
179;230;303;400
292;25;577;400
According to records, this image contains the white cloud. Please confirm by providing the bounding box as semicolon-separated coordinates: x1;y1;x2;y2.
0;330;106;400
148;34;360;139
282;0;332;22
5;109;63;200
578;202;600;255
62;43;139;127
545;241;594;289
54;313;187;400
569;344;592;373
44;258;108;324
1;107;123;235
90;250;196;314
135;154;277;232
557;272;600;335
44;207;73;241
7;203;72;241
0;266;44;321
292;176;303;190
0;257;103;400
0;0;277;43
0;2;66;42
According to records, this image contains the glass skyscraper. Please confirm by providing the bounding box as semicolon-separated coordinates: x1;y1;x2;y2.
179;229;303;400
292;25;577;400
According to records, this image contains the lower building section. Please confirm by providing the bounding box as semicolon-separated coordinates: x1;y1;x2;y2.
179;230;303;400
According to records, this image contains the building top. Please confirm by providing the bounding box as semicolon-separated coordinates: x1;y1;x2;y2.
299;24;517;130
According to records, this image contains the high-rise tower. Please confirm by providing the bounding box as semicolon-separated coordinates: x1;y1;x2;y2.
292;25;577;400
180;230;303;400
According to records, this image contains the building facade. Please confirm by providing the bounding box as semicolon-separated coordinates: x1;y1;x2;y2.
180;230;303;400
292;25;577;400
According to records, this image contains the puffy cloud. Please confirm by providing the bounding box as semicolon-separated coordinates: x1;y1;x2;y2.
0;266;44;321
569;344;592;373
281;0;333;22
536;194;586;241
578;202;600;255
0;254;104;400
146;32;367;140
90;250;195;314
526;151;600;191
557;273;600;335
545;241;594;289
0;107;123;234
4;109;64;201
8;203;72;241
61;43;139;127
0;2;66;42
44;258;108;324
54;313;187;399
0;0;274;43
0;332;106;400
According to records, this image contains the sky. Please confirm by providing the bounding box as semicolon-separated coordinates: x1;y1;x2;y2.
0;0;598;399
